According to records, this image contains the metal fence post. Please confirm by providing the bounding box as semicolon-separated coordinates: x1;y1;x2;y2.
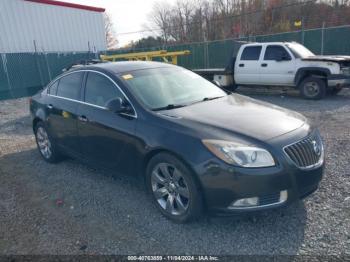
321;22;325;55
1;54;14;99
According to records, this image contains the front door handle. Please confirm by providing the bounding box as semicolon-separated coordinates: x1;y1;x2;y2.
47;104;53;110
78;115;88;122
239;63;245;67
261;63;268;67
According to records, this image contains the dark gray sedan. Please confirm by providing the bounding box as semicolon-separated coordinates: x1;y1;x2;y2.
30;61;324;223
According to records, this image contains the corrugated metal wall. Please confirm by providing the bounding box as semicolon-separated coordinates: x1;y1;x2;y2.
0;0;106;53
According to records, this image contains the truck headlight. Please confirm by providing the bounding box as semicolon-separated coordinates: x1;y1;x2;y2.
340;67;350;75
202;140;275;168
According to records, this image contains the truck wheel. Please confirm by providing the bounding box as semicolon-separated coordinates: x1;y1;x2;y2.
328;87;343;95
299;77;326;100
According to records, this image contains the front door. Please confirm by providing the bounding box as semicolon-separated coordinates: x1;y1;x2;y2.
77;71;137;172
260;45;296;85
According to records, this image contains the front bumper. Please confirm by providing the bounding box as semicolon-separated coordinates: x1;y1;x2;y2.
328;74;350;88
201;163;323;214
197;129;325;215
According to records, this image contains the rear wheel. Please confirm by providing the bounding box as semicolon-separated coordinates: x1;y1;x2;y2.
34;122;62;163
146;153;203;223
299;77;326;100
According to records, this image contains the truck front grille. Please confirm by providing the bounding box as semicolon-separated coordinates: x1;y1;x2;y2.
284;133;323;169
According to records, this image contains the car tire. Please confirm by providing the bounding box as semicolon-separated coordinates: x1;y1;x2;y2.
299;77;326;100
146;153;203;223
34;121;63;163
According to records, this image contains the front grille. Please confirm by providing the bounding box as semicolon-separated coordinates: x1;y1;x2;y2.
284;133;323;169
259;192;280;206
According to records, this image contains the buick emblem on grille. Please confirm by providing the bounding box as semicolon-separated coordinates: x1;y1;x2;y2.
312;140;321;156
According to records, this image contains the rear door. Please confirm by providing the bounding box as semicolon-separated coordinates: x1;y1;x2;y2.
77;71;137;172
234;45;262;85
260;45;296;85
47;71;84;155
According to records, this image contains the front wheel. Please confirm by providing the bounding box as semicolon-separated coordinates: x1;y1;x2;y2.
146;153;203;223
299;77;326;100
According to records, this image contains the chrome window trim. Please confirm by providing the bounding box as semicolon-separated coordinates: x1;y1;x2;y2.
46;69;138;118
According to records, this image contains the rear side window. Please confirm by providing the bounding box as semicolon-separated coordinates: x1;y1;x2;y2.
264;45;291;60
57;72;84;100
241;46;262;60
85;72;122;107
48;80;59;95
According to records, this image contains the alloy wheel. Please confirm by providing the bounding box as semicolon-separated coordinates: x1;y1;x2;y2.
36;127;52;159
151;163;190;216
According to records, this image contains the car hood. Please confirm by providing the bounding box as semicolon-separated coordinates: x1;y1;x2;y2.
159;94;307;142
302;55;350;63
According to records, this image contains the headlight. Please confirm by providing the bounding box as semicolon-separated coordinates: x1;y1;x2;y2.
340;67;350;75
202;140;275;168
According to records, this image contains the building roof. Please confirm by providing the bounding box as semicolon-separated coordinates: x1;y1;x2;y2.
24;0;105;13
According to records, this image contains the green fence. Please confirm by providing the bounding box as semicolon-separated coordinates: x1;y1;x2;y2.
1;25;350;100
0;52;96;100
108;25;350;70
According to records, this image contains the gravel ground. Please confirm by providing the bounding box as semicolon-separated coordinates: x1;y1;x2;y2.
0;88;349;256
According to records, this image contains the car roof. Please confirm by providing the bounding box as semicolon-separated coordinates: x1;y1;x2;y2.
74;61;176;74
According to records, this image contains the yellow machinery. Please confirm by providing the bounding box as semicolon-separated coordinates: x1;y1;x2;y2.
100;50;191;65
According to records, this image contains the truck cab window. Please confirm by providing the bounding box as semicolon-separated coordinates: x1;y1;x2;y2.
264;46;291;60
241;46;262;61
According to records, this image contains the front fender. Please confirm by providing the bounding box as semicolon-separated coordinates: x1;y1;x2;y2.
294;67;331;86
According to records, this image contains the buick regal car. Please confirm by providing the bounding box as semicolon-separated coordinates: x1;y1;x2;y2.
30;61;324;223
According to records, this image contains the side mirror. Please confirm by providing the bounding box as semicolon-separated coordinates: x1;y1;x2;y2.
212;80;222;87
276;53;290;62
106;97;132;114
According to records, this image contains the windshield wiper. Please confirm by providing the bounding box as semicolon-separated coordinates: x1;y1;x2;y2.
188;96;226;106
152;104;187;111
202;96;225;101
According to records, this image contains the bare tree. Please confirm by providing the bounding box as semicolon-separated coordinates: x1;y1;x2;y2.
104;13;118;50
147;0;350;45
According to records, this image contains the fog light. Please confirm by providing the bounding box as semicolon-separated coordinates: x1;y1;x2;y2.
280;190;288;202
231;197;259;208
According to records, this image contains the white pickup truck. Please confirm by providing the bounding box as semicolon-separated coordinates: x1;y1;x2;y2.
193;41;350;100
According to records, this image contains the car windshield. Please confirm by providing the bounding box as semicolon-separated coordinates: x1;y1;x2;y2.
286;43;315;58
121;67;227;110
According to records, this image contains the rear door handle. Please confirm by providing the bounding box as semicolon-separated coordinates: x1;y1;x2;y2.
239;64;245;67
261;63;268;67
78;115;88;122
47;104;53;110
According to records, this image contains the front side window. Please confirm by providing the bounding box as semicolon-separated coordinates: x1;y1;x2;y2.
56;72;84;100
122;67;226;110
264;45;291;60
241;46;262;61
85;72;122;107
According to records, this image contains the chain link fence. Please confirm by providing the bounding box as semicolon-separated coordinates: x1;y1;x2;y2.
0;52;97;100
1;25;350;100
110;25;350;69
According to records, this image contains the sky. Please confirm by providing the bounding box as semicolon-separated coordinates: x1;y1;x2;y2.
63;0;175;47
